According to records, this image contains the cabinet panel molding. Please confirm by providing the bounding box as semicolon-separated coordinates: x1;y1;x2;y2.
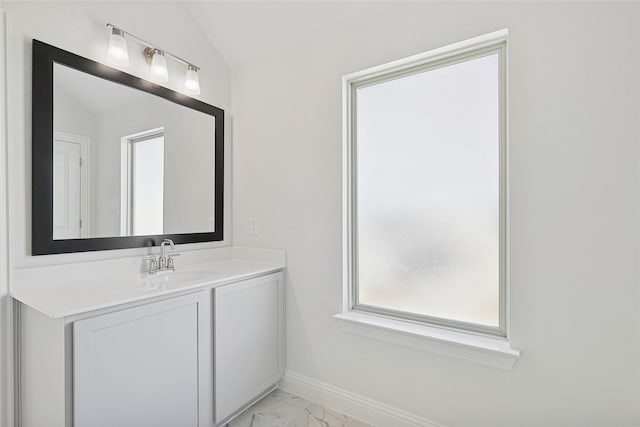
73;291;211;427
214;272;285;424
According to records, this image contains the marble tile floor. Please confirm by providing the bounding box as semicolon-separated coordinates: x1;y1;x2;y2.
229;389;374;427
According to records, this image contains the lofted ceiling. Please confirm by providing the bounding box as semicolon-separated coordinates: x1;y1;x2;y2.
184;1;395;70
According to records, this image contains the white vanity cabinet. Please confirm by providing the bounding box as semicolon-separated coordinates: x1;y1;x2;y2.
73;291;211;427
16;267;285;427
18;291;213;427
214;272;285;425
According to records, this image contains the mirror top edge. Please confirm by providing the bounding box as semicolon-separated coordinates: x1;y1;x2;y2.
34;38;224;118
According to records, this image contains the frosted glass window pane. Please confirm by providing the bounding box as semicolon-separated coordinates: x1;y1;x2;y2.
356;54;500;327
132;136;164;235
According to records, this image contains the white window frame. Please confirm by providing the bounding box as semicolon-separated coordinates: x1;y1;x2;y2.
336;29;519;369
120;127;164;236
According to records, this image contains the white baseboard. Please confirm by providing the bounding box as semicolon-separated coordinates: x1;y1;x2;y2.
278;370;444;427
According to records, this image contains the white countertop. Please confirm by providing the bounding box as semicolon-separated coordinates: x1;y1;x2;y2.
11;247;285;319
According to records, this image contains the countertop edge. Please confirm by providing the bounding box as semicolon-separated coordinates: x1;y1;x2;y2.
12;260;285;319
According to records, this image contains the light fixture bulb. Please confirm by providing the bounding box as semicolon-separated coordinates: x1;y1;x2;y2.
107;27;129;67
149;49;169;83
184;65;200;95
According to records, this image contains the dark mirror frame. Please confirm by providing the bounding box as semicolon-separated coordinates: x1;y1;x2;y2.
32;40;224;255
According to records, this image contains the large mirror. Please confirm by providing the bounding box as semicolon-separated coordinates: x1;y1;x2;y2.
32;40;224;255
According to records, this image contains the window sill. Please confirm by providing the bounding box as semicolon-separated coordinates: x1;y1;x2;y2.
333;311;519;370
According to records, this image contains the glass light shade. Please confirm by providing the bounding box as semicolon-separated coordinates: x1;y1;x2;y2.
184;65;200;95
107;28;129;67
149;50;169;83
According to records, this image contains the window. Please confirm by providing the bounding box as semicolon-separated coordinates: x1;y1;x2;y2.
121;128;165;236
343;31;508;337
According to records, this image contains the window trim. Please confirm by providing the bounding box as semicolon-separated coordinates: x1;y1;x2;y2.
119;127;165;236
342;29;510;339
333;311;519;370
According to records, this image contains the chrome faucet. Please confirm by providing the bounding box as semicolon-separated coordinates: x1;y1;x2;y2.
159;239;174;269
143;239;179;274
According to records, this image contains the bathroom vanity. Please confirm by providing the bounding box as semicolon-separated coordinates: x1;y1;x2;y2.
15;39;274;426
12;248;285;427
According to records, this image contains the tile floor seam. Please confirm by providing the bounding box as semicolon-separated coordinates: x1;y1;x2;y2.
229;389;373;427
284;401;312;427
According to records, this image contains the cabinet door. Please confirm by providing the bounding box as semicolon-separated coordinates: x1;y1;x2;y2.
214;272;285;424
74;291;212;427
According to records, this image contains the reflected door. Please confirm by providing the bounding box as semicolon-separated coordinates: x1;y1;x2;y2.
53;138;81;239
53;132;90;240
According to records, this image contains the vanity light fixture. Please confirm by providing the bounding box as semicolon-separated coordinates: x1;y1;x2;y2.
107;27;129;67
147;48;169;83
106;24;202;95
184;65;201;95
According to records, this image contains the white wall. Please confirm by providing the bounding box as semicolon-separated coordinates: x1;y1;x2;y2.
0;9;10;427
53;87;97;141
4;1;232;268
92;96;216;236
54;63;218;238
231;2;640;425
3;4;231;424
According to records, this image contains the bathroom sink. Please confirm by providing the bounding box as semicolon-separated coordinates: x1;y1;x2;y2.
141;270;217;290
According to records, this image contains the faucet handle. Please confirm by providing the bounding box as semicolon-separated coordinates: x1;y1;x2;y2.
166;253;180;269
143;255;158;272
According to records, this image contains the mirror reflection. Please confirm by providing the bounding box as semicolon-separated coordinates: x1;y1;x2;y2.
53;63;216;240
